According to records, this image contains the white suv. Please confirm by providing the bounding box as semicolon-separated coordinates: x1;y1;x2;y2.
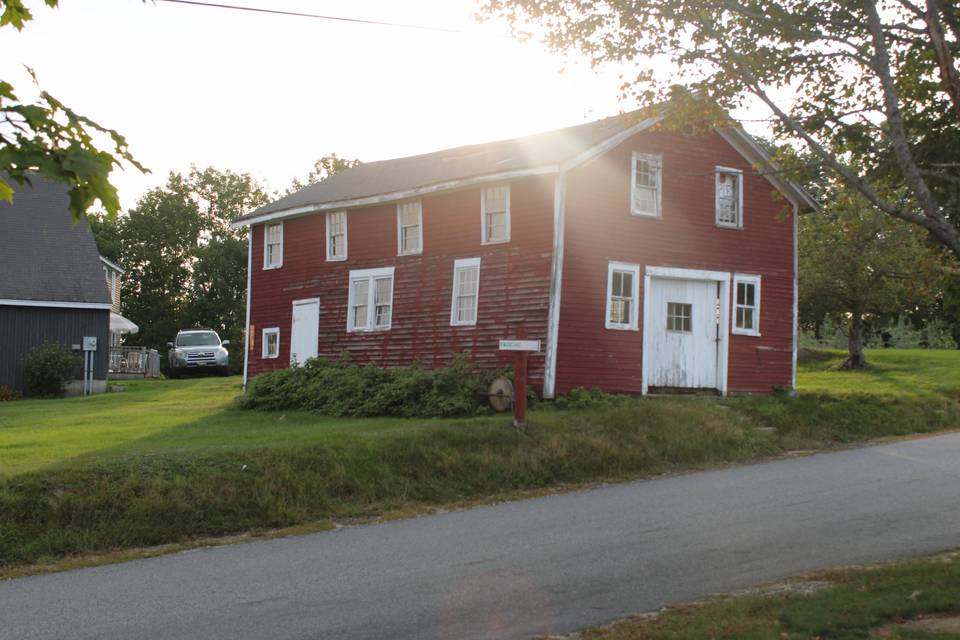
167;329;230;378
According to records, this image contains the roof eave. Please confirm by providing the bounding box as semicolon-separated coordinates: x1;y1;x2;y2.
230;164;561;229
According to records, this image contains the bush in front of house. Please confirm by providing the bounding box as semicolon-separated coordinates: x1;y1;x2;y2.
239;354;506;417
0;386;21;402
22;343;80;398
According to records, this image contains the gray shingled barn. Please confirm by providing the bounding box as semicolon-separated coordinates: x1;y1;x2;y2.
0;176;111;395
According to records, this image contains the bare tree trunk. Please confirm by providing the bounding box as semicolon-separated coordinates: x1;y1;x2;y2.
844;312;867;369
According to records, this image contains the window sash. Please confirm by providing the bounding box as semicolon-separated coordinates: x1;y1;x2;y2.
732;275;760;334
631;153;661;217
262;328;280;358
398;202;422;255
666;302;693;333
348;268;395;332
327;211;346;260
605;263;640;330
450;259;480;326
264;223;283;268
482;185;510;244
715;169;742;227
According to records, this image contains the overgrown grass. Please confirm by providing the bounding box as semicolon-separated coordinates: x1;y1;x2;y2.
579;551;960;640
0;349;958;572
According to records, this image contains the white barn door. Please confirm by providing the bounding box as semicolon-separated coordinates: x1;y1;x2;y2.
646;277;720;390
290;298;320;366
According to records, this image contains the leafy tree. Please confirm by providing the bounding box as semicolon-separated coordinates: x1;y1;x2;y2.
481;0;960;257
286;154;361;194
800;189;945;367
98;167;269;373
1;0;144;218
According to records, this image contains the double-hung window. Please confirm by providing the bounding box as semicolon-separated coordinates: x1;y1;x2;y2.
450;258;480;326
631;152;662;217
732;274;761;335
397;201;423;255
481;185;510;244
605;262;641;330
715;167;743;228
262;327;280;358
347;267;395;332
263;222;283;269
326;211;347;261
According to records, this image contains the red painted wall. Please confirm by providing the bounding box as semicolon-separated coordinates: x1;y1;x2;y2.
247;175;555;386
555;128;795;395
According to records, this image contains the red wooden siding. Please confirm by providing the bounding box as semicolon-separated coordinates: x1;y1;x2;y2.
247;176;555;387
555;128;795;395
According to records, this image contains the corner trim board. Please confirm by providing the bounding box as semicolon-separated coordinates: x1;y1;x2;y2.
543;172;567;399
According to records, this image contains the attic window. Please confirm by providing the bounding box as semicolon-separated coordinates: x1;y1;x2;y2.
263;222;283;269
397;201;423;256
631;152;661;217
326;211;347;261
481;185;510;245
716;167;743;228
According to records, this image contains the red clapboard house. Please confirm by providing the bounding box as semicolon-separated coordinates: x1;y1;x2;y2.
231;110;815;398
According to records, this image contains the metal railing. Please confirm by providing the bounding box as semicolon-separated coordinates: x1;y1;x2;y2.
109;347;161;378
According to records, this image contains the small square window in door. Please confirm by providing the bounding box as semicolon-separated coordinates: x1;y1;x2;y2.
666;302;692;332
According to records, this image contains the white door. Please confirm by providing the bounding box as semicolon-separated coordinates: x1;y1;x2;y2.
646;278;720;390
290;298;320;366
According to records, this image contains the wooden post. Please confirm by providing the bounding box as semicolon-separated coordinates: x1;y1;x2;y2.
514;350;528;428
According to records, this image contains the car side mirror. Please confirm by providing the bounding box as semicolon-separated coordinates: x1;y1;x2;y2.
167;342;174;348
222;340;230;346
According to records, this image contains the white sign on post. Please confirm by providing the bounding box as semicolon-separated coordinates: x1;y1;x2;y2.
499;339;540;352
82;336;98;351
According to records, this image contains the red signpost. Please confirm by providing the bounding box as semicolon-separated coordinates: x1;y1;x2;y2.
498;338;540;428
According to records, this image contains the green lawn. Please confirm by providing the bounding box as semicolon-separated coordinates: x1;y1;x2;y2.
578;551;960;640
0;376;499;478
1;348;958;572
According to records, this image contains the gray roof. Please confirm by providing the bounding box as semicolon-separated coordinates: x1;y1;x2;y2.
236;111;648;223
0;175;112;306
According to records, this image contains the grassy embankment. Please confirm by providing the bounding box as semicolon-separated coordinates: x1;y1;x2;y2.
1;348;958;574
576;551;960;640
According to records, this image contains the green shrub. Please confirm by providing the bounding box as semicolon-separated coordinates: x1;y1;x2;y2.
0;385;21;402
22;343;79;398
240;353;507;417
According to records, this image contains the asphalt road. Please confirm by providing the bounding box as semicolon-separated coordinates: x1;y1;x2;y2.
4;433;960;640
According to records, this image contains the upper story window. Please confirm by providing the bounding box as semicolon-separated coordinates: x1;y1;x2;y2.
732;274;761;335
450;257;480;326
263;222;283;269
348;266;395;332
631;152;662;217
605;261;641;331
326;211;347;261
481;185;510;244
397;201;423;256
262;327;280;358
715;167;743;228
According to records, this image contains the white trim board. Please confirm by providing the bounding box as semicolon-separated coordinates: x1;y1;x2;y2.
0;299;112;310
542;172;567;399
641;266;731;396
242;227;252;388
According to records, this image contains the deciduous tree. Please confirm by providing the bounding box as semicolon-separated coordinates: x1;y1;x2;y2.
481;0;960;257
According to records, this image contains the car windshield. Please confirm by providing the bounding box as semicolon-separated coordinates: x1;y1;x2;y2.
176;332;220;347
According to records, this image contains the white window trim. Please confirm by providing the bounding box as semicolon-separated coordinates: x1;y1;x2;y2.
262;327;280;359
480;185;511;245
325;211;348;262
630;152;662;218
396;201;423;256
715;166;744;229
346;266;396;333
732;273;762;336
263;221;284;269
604;261;641;331
450;257;481;327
